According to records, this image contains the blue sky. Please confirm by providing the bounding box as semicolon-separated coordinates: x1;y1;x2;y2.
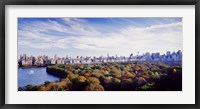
18;18;182;58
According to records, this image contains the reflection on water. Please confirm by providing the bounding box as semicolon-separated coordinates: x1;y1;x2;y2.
18;67;60;87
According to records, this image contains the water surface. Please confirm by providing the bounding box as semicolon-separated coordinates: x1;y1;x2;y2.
18;67;60;87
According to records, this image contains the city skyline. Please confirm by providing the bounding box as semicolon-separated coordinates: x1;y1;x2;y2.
18;18;182;58
18;50;182;67
18;50;182;59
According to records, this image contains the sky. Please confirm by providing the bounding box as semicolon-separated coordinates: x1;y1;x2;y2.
18;18;182;58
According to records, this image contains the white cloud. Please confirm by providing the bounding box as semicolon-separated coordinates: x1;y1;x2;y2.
18;18;182;56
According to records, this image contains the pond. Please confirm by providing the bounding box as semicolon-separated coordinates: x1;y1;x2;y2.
18;67;60;87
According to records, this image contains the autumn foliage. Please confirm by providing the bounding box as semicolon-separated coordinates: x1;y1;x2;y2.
19;61;182;91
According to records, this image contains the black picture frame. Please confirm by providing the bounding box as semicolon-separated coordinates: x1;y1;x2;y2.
0;0;199;109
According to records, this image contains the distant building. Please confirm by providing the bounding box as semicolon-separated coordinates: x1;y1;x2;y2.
18;50;182;66
50;59;56;64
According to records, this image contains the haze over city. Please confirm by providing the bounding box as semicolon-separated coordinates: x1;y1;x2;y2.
18;18;182;58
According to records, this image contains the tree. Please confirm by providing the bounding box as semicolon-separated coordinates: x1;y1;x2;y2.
74;69;79;74
25;84;33;90
84;84;104;91
86;77;100;84
173;68;177;73
134;65;141;71
152;72;160;79
121;78;133;85
112;78;121;84
77;76;87;83
110;68;121;78
44;81;50;86
104;71;109;75
58;78;72;90
84;73;91;77
123;72;135;78
103;76;112;84
140;83;155;91
67;73;78;81
38;85;47;91
138;77;147;86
